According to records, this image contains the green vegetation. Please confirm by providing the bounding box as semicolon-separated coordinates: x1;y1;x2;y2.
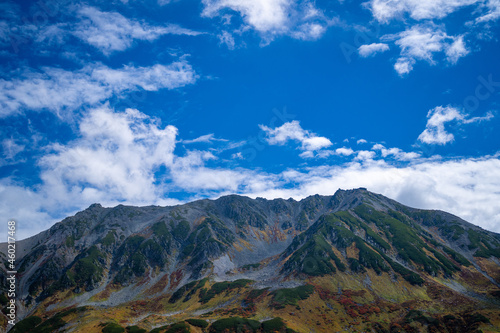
9;316;42;333
172;220;190;240
386;257;425;285
442;247;471;266
149;322;190;333
241;263;261;270
126;326;147;333
101;231;116;246
200;279;253;303
165;322;190;333
102;323;125;333
334;211;391;251
441;224;465;241
261;317;286;333
10;308;89;333
270;284;314;309
152;221;170;238
296;211;309;231
209;317;261;333
467;229;500;258
65;235;75;248
246;288;268;300
354;205;455;276
169;281;198;303
185;319;208;328
65;245;105;289
348;258;365;273
169;278;214;304
428;248;460;276
354;237;389;275
114;234;172;284
183;278;208;302
0;293;8;306
285;234;345;276
196;225;211;243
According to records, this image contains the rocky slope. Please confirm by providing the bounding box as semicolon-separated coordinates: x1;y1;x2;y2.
1;188;500;332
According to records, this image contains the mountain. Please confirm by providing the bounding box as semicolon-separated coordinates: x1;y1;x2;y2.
1;188;500;333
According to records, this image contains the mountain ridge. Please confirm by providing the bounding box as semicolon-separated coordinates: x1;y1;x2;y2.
1;188;500;333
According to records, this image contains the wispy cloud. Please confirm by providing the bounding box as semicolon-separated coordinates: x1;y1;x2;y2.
74;6;203;54
382;25;469;75
366;0;481;22
476;0;500;22
182;133;228;144
418;106;494;145
372;144;421;161
0;60;198;118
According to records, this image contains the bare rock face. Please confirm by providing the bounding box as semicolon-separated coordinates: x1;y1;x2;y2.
1;188;500;332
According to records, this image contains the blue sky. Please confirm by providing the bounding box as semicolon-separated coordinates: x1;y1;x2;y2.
1;0;500;239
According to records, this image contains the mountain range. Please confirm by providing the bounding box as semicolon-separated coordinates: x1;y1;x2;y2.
1;188;500;333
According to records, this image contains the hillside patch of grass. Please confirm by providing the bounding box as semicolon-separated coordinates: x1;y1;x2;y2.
200;279;253;303
270;284;314;309
209;317;260;333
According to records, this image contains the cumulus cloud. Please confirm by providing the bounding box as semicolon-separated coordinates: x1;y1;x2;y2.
418;106;494;145
358;43;389;57
0;60;198;118
40;106;178;203
259;121;332;154
336;147;355;156
74;6;202;54
3;107;500;238
361;0;500;74
201;0;334;42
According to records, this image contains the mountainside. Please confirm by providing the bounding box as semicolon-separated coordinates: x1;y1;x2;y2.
2;188;500;333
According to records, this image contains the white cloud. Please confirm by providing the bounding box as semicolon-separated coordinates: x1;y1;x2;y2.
218;30;236;49
476;0;500;22
291;22;327;41
366;0;481;22
383;25;469;74
357;139;368;144
356;150;377;161
201;0;333;42
202;0;292;34
445;36;469;64
0;60;198;118
232;152;244;159
1;138;25;161
299;147;355;159
40;106;178;202
253;156;500;233
394;57;415;75
182;134;228;144
74;6;202;54
336;147;354;156
259;121;332;153
418;106;494;145
372;144;421;160
358;43;389;57
3;107;500;238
